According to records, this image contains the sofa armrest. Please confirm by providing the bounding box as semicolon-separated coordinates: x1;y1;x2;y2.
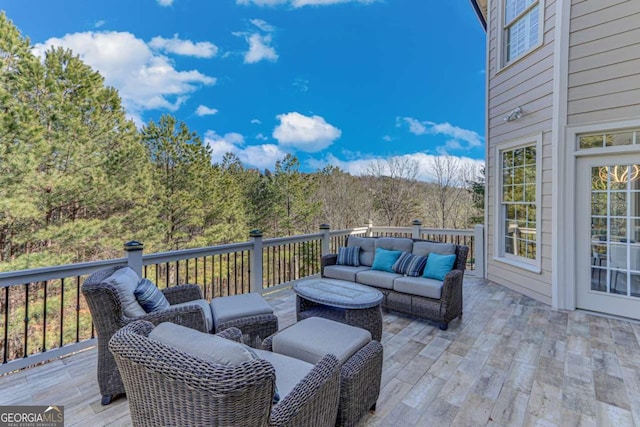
321;254;338;277
440;269;463;315
161;284;203;305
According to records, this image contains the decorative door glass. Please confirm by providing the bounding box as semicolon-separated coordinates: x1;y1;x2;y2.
591;164;640;297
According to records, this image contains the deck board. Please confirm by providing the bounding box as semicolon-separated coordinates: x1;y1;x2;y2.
1;277;639;426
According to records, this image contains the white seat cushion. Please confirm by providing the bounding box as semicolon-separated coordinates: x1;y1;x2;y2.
356;269;401;290
210;293;274;330
253;349;313;400
324;265;370;282
393;276;444;299
273;317;371;365
172;299;214;332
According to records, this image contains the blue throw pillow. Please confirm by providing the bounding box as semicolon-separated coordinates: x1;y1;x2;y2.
134;278;170;313
371;248;403;273
337;246;360;267
423;253;457;281
393;252;428;277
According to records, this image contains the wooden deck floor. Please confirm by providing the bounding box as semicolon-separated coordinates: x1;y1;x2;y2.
1;277;640;426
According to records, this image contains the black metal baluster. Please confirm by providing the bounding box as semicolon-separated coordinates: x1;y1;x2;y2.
60;279;65;348
75;276;81;343
23;283;29;358
3;286;9;363
42;281;48;352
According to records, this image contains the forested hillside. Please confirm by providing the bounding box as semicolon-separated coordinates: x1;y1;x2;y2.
0;13;483;272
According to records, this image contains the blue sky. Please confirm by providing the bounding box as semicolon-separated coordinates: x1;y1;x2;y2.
2;0;486;176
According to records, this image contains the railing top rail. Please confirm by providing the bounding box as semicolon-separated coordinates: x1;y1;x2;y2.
263;232;323;248
143;241;254;265
420;228;474;236
328;227;369;237
0;258;126;288
370;226;412;234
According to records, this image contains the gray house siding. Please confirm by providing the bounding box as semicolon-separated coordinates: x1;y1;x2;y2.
486;0;556;304
568;0;640;124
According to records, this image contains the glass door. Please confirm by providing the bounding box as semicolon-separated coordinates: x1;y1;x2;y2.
576;157;640;319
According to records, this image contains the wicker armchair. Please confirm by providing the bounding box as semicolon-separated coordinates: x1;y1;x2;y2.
109;321;342;427
82;265;209;405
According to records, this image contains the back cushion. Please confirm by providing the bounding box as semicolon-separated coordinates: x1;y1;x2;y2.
412;242;456;259
376;237;414;253
347;236;376;267
149;322;256;366
103;267;146;318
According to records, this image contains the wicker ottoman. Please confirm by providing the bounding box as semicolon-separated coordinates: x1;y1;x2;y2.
265;317;383;427
210;293;278;348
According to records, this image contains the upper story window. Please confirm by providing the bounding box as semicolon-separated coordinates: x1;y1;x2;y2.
503;0;542;64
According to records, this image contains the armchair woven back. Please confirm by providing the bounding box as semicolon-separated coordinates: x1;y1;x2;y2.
82;265;130;402
109;321;276;427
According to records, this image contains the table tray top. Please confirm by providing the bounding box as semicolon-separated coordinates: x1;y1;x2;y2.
293;278;383;309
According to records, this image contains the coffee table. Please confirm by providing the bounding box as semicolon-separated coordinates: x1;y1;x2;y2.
293;278;383;341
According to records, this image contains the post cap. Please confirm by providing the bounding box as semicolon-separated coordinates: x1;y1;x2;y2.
124;240;144;251
319;223;330;230
412;219;422;226
249;229;263;237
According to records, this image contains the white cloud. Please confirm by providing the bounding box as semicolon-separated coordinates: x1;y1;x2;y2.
293;78;309;92
94;20;106;28
33;31;215;124
195;105;219;116
272;112;341;152
245;33;278;63
397;117;483;150
157;0;174;6
235;19;278;64
382;135;393;142
205;131;287;169
237;0;378;7
149;35;218;58
256;133;269;140
308;152;484;182
251;119;262;124
250;18;275;32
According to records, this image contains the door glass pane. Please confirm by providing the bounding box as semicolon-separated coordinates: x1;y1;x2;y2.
589;164;640;298
610;192;627;217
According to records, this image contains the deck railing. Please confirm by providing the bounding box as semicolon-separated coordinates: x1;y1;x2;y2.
0;221;484;374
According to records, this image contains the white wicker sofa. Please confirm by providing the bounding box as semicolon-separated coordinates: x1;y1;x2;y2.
321;237;469;330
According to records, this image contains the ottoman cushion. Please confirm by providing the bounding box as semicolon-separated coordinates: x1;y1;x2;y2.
171;299;214;332
273;317;371;365
210;293;274;330
253;349;314;400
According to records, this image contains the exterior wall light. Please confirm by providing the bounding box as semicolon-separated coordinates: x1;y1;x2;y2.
504;106;523;122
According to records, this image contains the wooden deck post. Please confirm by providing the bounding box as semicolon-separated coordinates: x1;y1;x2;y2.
249;230;264;293
412;219;422;239
320;224;330;255
124;241;144;277
474;224;486;278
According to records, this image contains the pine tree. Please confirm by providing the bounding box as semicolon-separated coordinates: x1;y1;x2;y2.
142;115;213;249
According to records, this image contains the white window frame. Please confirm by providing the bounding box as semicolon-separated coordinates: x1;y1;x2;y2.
497;0;545;70
494;133;543;272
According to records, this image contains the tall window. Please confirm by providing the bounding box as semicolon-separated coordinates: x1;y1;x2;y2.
504;0;541;63
498;139;540;268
